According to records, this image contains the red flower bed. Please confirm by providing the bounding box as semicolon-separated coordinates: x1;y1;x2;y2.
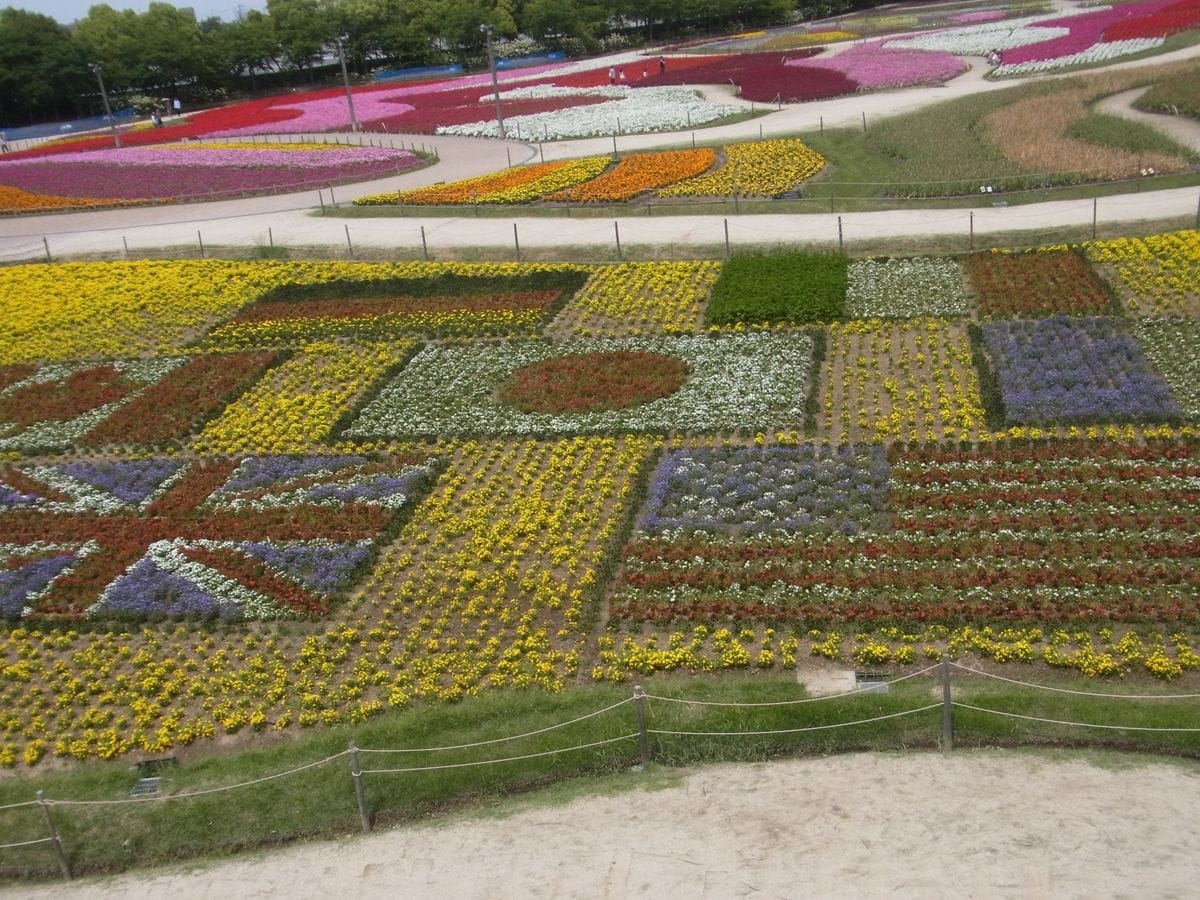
500;350;689;413
80;351;279;447
640;49;859;102
1103;0;1200;40
0;364;136;425
964;250;1115;318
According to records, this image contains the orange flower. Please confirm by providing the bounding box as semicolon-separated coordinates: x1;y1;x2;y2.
550;149;717;202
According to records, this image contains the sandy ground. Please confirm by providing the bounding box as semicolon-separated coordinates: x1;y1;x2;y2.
9;750;1200;899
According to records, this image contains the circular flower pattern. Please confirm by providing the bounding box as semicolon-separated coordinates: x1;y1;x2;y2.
499;350;688;414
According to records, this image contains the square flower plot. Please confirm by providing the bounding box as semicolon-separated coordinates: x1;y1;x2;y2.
965;250;1116;318
199;270;590;348
845;257;968;318
978;316;1180;425
641;444;891;536
344;333;816;438
0;359;182;453
0;453;438;622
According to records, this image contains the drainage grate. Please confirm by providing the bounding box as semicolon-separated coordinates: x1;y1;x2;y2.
130;777;161;797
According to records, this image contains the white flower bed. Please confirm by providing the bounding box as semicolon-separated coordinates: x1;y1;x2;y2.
883;13;1071;54
345;333;815;437
438;86;742;140
846;258;969;318
992;37;1164;75
485;84;629;102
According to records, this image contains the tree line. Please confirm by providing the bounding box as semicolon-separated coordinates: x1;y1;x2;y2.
0;0;870;128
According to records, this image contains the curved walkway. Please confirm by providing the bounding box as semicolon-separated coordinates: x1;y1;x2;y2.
3;39;1200;261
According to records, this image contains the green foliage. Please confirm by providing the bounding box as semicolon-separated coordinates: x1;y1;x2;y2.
1068;112;1199;161
707;250;847;325
1134;70;1200;120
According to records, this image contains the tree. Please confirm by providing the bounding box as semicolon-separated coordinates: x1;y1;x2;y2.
133;3;218;96
0;7;88;125
268;0;330;72
212;10;280;88
72;4;141;92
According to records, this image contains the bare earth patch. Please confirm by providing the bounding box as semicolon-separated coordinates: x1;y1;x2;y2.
14;751;1200;899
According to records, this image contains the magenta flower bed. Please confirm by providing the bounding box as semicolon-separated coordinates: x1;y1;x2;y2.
784;40;966;89
1000;0;1185;66
0;153;420;201
0;146;417;169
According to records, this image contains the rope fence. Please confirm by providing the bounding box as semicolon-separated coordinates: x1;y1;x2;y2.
7;655;1200;881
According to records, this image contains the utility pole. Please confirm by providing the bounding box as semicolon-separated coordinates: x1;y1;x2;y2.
480;23;505;140
88;63;121;148
336;35;360;132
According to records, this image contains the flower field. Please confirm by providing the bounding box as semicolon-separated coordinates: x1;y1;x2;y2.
2;230;1200;766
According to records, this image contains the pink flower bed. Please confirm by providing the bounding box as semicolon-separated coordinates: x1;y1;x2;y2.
1000;0;1190;66
784;40;966;89
0;147;421;201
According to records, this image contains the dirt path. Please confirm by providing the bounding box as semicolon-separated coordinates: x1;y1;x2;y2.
10;750;1200;899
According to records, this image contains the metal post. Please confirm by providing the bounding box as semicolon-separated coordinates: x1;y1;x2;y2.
88;63;121;148
724;218;730;258
614;221;622;260
759;123;763;140
336;36;359;132
506;147;512;168
862;111;867;132
37;791;70;880
539;143;545;164
345;224;354;258
1092;197;1098;240
941;653;954;752
616;115;622;134
692;131;696;149
837;216;843;252
347;744;371;832
420;225;428;260
481;24;505;139
633;685;650;766
268;227;274;248
318;189;325;212
42;236;51;262
197;231;205;258
513;222;520;261
330;185;336;205
612;133;618;155
122;235;129;258
820;115;824;134
969;210;974;251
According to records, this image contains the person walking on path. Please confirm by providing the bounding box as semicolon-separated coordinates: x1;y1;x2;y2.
609;66;616;84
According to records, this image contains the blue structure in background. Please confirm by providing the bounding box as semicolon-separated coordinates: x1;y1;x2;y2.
1;108;135;143
374;64;463;83
495;51;564;70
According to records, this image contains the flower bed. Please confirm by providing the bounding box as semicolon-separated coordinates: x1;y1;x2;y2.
784;40;966;90
643;50;862;103
656;139;825;198
611;441;1200;626
1134;317;1200;417
978;316;1180;425
964;250;1116;317
2;453;437;621
549;262;721;337
549;149;716;202
386;157;610;205
1086;230;1200;316
345;333;815;438
0;143;421;208
818;319;985;443
707;251;847;324
845;257;968;318
499;351;689;413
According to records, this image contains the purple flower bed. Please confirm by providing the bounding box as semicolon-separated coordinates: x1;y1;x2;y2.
218;454;372;494
981;316;1180;424
98;557;233;620
0;482;40;507
0;150;420;201
642;444;891;536
1;553;76;620
57;459;186;504
1000;0;1175;65
238;540;373;594
785;40;966;88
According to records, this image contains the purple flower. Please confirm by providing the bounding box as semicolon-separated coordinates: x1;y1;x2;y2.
56;459;186;504
97;557;232;620
219;455;372;494
237;541;373;594
1;553;76;620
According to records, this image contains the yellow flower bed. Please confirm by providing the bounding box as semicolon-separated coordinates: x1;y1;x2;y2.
549;149;717;202
374;156;611;205
1084;228;1200;315
755;30;858;50
656;139;825;198
817;318;985;444
0;260;589;365
550;261;721;337
192;340;412;454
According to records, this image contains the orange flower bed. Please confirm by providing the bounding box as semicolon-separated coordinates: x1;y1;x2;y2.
0;185;144;214
395;160;585;204
550;149;717;202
